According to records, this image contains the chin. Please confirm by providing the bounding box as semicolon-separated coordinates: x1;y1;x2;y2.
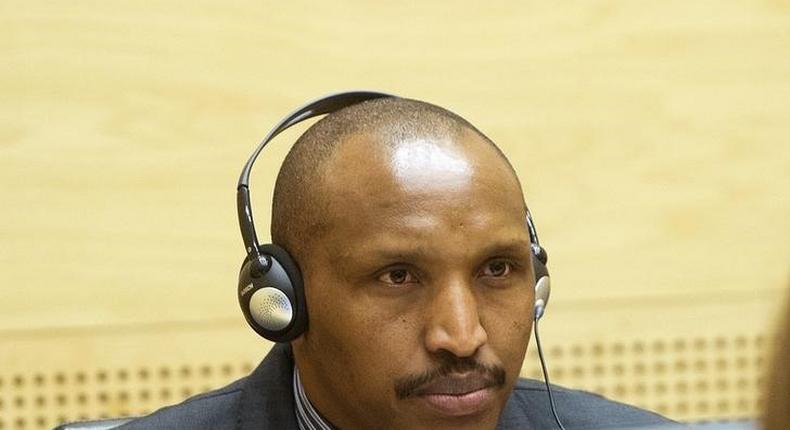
396;392;504;430
406;412;500;430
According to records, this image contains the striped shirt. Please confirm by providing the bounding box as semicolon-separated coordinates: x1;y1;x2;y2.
293;367;336;430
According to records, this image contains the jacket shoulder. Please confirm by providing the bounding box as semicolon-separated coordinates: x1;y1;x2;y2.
500;378;672;429
116;378;246;430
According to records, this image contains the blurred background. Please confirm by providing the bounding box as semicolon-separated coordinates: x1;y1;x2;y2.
2;1;789;428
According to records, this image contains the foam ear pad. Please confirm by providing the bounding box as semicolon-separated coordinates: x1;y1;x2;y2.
237;244;307;342
532;247;551;320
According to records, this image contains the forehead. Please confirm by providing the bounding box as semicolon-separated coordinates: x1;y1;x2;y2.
315;129;527;247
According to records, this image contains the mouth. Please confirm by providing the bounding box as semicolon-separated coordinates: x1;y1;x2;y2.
412;373;498;417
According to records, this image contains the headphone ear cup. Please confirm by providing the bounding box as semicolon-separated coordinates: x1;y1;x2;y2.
237;244;307;342
532;246;551;320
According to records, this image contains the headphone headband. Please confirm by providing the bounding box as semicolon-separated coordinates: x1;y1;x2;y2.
236;91;395;258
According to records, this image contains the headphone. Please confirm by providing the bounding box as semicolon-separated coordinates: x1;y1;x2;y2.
236;91;552;343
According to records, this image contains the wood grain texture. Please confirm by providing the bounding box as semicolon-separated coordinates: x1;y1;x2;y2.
2;0;789;422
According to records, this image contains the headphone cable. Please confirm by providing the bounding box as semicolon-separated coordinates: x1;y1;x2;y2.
534;316;567;430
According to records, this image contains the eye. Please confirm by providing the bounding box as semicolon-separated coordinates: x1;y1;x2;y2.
377;268;418;286
480;259;512;278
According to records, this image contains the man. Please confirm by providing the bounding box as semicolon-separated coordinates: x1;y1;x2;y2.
763;289;790;430
118;96;670;429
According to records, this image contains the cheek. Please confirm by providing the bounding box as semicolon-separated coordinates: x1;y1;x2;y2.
305;282;421;388
481;291;533;364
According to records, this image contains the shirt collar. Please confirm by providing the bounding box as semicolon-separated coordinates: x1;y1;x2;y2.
293;366;336;430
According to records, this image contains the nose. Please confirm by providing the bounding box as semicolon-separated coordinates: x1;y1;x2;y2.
423;278;488;358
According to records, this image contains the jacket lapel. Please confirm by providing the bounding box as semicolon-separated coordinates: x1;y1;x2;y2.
237;343;300;430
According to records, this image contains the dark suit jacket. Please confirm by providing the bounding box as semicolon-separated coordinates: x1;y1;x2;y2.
118;344;671;429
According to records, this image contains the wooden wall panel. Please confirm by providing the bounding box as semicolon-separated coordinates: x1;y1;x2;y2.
2;1;789;427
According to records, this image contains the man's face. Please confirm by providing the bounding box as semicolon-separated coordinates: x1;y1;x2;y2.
292;130;535;430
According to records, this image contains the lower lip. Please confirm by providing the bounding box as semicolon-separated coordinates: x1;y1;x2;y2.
417;387;495;416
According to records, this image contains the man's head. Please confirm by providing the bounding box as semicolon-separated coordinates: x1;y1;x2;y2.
271;97;536;430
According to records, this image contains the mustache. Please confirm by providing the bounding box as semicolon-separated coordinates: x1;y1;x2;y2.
394;354;506;399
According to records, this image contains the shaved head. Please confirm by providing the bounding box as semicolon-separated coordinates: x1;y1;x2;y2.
270;97;521;260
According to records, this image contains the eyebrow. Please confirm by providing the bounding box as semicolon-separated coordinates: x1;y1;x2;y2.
366;246;435;263
362;238;533;264
477;239;533;258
